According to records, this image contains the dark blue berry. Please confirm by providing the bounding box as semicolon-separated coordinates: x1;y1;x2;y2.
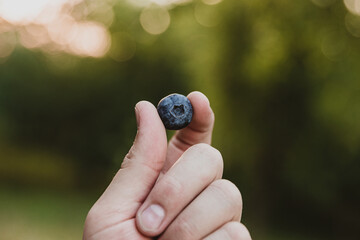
157;93;193;130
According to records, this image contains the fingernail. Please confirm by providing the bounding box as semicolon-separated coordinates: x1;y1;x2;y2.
140;204;165;231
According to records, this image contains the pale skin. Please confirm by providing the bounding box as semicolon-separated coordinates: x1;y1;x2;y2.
83;92;252;240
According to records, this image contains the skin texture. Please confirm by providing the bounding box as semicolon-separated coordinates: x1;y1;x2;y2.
83;91;251;240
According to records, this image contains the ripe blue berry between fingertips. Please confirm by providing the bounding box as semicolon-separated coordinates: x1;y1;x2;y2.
157;93;193;130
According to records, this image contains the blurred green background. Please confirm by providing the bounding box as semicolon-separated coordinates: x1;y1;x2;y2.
1;0;360;239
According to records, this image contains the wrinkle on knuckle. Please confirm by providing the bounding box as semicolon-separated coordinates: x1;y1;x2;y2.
159;175;184;203
189;144;223;166
121;155;162;178
189;142;211;153
171;215;197;240
223;222;245;239
211;179;243;213
121;146;138;170
121;155;132;169
171;135;193;153
184;143;223;180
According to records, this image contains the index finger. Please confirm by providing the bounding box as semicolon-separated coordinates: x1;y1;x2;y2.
161;91;215;175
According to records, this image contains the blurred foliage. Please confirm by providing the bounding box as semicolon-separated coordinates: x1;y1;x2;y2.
0;187;93;240
1;0;360;239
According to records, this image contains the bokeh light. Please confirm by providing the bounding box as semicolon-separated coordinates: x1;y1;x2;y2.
0;0;204;60
194;2;220;27
344;0;360;15
0;0;64;24
202;0;223;5
0;30;15;59
345;13;360;37
140;5;171;35
69;22;111;58
128;0;192;8
109;32;137;62
321;29;347;60
0;0;112;59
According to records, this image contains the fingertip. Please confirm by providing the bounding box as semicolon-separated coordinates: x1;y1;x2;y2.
129;100;167;171
136;204;165;237
186;91;215;133
135;100;161;129
135;100;156;115
187;91;211;108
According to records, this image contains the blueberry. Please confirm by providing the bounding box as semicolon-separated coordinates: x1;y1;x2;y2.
157;93;193;130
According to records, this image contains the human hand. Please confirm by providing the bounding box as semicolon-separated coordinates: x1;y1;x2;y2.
83;92;251;240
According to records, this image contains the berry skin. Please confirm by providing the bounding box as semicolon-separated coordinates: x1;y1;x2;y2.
157;93;193;130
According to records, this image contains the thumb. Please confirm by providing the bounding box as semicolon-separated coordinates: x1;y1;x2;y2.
96;101;167;210
123;100;167;175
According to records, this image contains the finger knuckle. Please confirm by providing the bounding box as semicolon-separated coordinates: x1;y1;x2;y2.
211;179;243;213
171;214;198;239
223;222;248;239
189;143;223;170
158;175;184;204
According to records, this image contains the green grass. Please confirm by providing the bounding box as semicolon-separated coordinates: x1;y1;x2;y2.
0;187;95;240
